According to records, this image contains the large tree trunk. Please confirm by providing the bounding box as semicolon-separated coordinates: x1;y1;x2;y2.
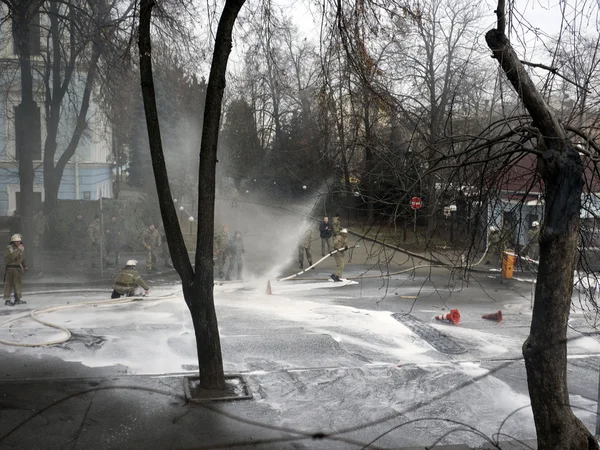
13;2;41;269
486;3;599;448
138;0;245;391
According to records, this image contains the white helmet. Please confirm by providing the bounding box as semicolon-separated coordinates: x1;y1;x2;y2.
532;221;539;227
340;228;348;233
126;260;137;266
11;234;22;242
489;226;497;232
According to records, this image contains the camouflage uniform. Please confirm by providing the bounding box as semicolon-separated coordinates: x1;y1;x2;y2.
226;232;244;280
71;217;87;260
527;226;540;261
332;232;348;279
214;226;229;278
332;215;342;237
487;229;503;266
32;211;46;250
112;268;149;298
106;218;122;266
142;226;161;271
88;218;106;268
4;242;27;303
297;228;313;269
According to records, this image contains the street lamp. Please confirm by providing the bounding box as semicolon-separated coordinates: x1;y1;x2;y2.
179;206;184;223
188;216;194;235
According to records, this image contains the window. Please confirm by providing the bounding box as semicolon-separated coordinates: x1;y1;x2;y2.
83;191;91;200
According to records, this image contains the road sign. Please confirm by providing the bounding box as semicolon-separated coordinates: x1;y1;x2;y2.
410;197;422;210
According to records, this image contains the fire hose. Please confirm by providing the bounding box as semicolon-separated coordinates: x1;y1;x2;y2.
0;291;181;347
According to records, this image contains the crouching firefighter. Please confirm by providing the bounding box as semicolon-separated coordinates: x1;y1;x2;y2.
111;260;150;299
4;234;28;306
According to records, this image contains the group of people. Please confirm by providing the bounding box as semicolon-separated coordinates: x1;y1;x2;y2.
298;213;349;282
487;220;540;265
70;215;171;273
214;225;245;280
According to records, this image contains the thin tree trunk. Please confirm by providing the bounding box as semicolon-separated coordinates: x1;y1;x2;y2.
194;0;246;390
486;2;599;448
138;0;245;391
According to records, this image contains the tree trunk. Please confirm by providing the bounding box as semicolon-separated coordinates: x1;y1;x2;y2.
13;2;40;269
486;3;599;448
138;0;245;391
194;0;246;390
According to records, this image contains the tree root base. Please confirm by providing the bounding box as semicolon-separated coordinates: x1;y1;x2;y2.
184;374;253;402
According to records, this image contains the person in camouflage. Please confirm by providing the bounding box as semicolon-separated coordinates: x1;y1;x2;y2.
105;215;122;267
486;226;503;266
297;227;313;269
330;228;348;282
111;260;149;298
142;224;161;272
526;221;540;261
214;224;229;278
4;234;28;306
226;230;244;281
88;214;107;268
71;215;87;260
332;212;342;237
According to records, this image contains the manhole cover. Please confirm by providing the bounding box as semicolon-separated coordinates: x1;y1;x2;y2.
391;313;467;355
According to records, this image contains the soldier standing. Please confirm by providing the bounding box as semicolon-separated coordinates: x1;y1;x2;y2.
88;214;107;268
214;224;229;278
105;216;122;267
111;260;150;298
332;212;342;237
226;230;244;281
330;228;349;282
486;226;503;266
298;227;313;269
71;215;87;260
526;221;540;261
142;224;161;272
4;234;28;306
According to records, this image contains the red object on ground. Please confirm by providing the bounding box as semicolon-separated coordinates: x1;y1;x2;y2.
482;310;503;322
435;309;461;325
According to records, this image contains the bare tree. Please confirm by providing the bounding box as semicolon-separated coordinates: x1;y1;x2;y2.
138;0;245;390
477;1;600;447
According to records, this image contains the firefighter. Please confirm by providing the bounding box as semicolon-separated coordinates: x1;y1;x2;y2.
4;234;28;306
111;260;150;299
330;228;349;282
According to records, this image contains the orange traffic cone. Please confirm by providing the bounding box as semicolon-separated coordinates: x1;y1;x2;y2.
482;310;503;322
435;309;461;325
266;280;272;295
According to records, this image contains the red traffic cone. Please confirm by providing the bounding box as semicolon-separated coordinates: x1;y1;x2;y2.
435;309;461;325
266;280;272;295
482;310;503;322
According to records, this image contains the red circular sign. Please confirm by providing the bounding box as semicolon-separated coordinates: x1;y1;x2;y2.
410;197;422;210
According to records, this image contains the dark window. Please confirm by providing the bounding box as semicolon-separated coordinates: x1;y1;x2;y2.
83;191;91;200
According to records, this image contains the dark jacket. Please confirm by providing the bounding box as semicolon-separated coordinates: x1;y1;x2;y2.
319;221;332;238
229;236;245;258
